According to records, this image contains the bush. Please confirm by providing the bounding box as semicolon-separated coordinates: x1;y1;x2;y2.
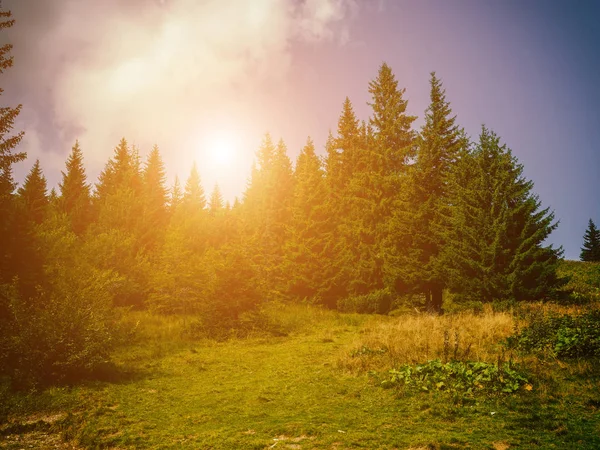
506;309;600;358
0;214;122;388
337;288;393;314
1;275;119;388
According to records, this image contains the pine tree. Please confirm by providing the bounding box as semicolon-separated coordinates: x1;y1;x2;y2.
18;159;48;225
335;97;361;184
271;139;294;241
59;140;91;235
385;73;465;311
183;162;206;210
0;8;25;286
13;160;49;297
95;138;133;200
94;138;143;232
580;219;600;262
368;62;417;172
140;145;168;251
326;64;416;310
439;127;562;303
209;184;224;214
90;138;147;307
170;176;182;213
285;137;332;303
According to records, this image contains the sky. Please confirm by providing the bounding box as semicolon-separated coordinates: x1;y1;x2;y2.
2;0;599;259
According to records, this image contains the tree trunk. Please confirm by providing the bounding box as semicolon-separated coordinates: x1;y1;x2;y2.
430;286;443;314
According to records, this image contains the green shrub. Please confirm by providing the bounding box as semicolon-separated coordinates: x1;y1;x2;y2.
0;215;122;388
1;276;119;388
506;309;600;358
337;288;393;314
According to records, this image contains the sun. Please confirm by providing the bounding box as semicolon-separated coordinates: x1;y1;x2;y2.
204;131;239;168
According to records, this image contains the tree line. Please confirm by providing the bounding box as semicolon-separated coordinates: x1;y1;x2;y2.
0;10;563;385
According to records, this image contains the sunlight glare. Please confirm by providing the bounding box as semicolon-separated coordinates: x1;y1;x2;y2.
204;131;239;168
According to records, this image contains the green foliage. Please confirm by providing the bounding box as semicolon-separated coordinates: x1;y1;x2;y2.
382;359;530;399
557;260;600;303
140;145;168;251
384;73;465;312
0;7;25;287
438;127;562;304
580;219;600;262
58;141;91;235
1;213;120;387
208;183;224;214
17;159;48;225
506;309;600;358
337;288;393;314
285;138;333;305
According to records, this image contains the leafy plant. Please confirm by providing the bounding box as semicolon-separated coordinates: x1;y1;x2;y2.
380;359;530;399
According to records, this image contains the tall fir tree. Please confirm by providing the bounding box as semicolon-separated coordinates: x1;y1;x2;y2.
439;127;562;303
183;162;206;210
368;62;416;172
18;159;48;225
90;138;147;306
285;137;332;303
242;134;295;297
94;138;143;233
13;160;49;297
329;63;416;309
209;184;224;214
169;176;182;213
580;219;600;262
140;145;168;251
0;8;25;286
58;140;91;235
385;73;465;311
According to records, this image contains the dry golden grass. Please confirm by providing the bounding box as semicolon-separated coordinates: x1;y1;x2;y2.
338;306;516;373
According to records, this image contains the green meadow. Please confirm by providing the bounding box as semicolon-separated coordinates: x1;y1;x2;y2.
2;262;600;449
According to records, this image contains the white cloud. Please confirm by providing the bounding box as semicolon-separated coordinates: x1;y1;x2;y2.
5;0;358;197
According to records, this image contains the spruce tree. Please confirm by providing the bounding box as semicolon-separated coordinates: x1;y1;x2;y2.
90;138;146;306
439;127;562;303
0;8;25;286
241;134;295;297
94;138;143;233
580;219;600;262
183;162;206;210
368;62;417;172
209;184;224;214
141;145;168;251
328;64;416;310
59;140;91;235
285;137;331;303
14;160;48;297
18;159;49;225
170;176;182;213
385;73;465;311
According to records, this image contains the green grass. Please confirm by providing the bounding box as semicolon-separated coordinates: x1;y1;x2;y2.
2;303;600;449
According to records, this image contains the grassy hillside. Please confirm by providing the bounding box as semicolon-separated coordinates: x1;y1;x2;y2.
2;302;600;449
558;260;600;302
